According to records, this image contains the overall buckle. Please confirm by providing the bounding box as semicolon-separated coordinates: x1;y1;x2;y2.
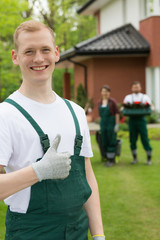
74;135;83;156
40;134;50;153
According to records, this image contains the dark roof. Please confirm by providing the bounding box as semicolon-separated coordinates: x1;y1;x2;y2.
77;0;96;14
58;24;150;63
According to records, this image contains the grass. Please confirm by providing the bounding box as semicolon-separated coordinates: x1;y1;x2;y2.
0;201;7;239
0;131;160;240
118;126;160;140
89;134;160;240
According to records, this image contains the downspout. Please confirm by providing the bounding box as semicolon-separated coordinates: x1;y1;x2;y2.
67;58;88;95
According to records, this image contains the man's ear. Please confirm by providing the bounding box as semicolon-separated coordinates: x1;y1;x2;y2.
12;50;19;65
55;46;60;63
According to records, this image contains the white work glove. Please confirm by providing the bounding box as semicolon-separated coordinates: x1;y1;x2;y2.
32;135;71;182
92;236;105;240
114;124;119;133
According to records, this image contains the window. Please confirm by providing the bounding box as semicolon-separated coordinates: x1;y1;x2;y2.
145;0;160;17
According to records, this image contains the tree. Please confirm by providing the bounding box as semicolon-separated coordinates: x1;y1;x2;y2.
32;0;96;96
32;0;96;51
0;0;96;99
0;0;32;101
76;83;87;108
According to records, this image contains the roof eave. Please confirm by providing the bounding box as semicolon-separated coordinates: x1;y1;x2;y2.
59;48;76;59
57;49;150;64
77;48;150;54
77;0;96;14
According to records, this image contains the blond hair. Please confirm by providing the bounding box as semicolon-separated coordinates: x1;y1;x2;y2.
14;20;55;50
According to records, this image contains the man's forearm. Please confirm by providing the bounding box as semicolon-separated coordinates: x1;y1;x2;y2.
0;166;38;201
0;135;71;201
84;158;104;237
115;113;119;125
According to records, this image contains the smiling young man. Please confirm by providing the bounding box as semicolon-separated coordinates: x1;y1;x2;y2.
0;21;105;240
123;81;152;165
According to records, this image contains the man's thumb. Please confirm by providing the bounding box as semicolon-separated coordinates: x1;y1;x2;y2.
51;134;61;152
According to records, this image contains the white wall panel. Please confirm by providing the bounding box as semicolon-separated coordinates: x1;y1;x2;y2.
125;0;140;29
146;67;160;112
99;0;147;33
100;0;124;34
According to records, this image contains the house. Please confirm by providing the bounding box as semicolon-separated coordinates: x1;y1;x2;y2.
56;0;160;120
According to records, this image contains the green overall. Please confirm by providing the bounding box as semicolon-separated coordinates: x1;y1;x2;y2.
128;95;152;152
4;98;92;240
99;102;117;158
129;116;152;151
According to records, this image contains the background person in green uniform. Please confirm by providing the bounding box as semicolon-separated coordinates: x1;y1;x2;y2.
123;81;152;165
98;85;119;167
0;20;105;240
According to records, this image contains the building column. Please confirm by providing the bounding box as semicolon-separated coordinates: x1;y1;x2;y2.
146;0;150;16
154;67;160;111
63;72;71;100
146;67;160;112
145;67;152;99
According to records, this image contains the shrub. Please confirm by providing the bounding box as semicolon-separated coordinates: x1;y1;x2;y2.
146;110;160;123
76;84;87;108
76;84;94;111
119;123;129;131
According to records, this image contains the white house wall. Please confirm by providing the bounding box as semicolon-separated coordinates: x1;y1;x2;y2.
100;0;124;33
146;67;160;112
125;0;143;29
100;0;146;34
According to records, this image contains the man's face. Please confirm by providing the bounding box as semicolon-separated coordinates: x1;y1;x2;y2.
131;84;141;94
12;28;59;85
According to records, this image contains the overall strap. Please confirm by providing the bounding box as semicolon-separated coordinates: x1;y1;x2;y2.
62;99;83;156
132;94;144;103
132;94;134;103
141;93;144;103
4;99;50;153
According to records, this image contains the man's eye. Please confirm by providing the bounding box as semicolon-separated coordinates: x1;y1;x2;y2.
25;50;33;55
42;49;50;53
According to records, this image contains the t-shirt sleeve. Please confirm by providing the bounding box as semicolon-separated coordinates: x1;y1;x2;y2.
80;110;93;158
144;94;152;104
111;99;119;114
0;115;13;166
123;95;131;103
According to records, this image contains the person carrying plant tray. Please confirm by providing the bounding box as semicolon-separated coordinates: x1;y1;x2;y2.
123;81;152;165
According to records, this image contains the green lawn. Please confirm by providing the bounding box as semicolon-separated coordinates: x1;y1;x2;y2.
0;133;160;240
90;134;160;240
0;201;7;239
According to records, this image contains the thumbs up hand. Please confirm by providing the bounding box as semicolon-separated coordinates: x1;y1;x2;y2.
32;135;71;182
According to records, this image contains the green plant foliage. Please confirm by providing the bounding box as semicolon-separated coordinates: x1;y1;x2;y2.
0;0;96;101
119;123;129;131
118;127;160;140
146;110;160;123
148;128;160;140
53;68;74;97
117;130;129;139
76;83;87;108
34;0;96;52
0;0;31;101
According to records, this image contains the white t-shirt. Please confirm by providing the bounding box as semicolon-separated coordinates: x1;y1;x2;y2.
0;91;93;213
123;93;151;104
